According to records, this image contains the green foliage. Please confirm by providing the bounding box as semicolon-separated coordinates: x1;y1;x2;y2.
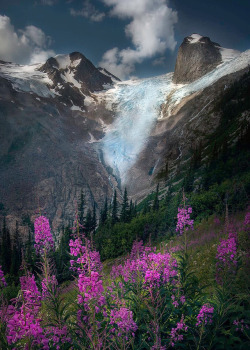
55;224;72;283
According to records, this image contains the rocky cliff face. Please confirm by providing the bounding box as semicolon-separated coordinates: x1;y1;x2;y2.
0;55;120;234
173;34;222;84
38;52;117;110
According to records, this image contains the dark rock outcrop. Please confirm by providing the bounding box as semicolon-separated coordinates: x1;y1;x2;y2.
173;34;222;84
39;52;119;109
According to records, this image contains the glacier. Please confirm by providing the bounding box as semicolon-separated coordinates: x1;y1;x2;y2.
101;74;173;182
101;50;250;183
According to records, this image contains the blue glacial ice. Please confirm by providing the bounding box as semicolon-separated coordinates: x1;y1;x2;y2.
101;74;173;182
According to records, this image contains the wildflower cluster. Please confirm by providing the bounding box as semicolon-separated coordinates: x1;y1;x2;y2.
176;205;194;235
170;315;188;347
112;245;178;289
69;236;105;311
233;319;249;332
6;274;44;347
216;230;238;284
0;208;248;349
34;216;54;255
110;307;138;338
196;304;214;326
244;210;250;226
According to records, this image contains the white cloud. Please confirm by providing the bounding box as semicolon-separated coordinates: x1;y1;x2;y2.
99;0;177;79
0;15;55;64
70;1;105;22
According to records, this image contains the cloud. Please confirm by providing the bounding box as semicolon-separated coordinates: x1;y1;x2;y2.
0;15;55;64
70;1;105;22
99;0;177;79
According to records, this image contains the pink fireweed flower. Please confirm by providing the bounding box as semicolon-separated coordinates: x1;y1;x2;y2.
34;216;54;255
6;274;44;346
196;303;214;326
130;240;145;260
176;205;194;235
44;326;72;348
0;265;7;287
69;237;102;274
110;307;138;338
112;245;178;290
69;236;105;312
78;271;105;310
244;210;250;226
19;274;42;310
233;319;249;332
170;315;188;347
6;311;45;346
216;234;237;284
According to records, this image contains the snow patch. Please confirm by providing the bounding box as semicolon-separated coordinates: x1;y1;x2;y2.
61;70;82;89
98;67;120;83
219;47;240;63
0;62;54;98
71;58;81;67
55;54;71;70
84;95;95;106
70;104;84;111
88;132;97;143
187;34;203;44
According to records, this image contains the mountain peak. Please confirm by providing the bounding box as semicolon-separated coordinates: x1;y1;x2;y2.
173;34;222;84
186;33;204;44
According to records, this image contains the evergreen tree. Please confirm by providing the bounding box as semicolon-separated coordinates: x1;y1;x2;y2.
100;197;108;225
142;199;150;214
2;217;12;273
78;190;85;233
25;228;35;270
152;184;160;211
91;203;97;234
121;188;129;223
10;221;22;275
129;200;133;221
85;209;92;237
111;190;118;225
56;224;72;282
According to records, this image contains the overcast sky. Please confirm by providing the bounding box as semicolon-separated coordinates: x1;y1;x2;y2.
0;0;249;79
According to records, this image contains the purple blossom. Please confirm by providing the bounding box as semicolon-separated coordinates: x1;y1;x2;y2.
0;265;7;288
6;274;44;347
244;210;250;226
34;216;54;255
170;315;188;347
233;319;249;332
110;307;138;337
78;271;105;310
196;304;214;326
44;326;72;348
216;235;237;284
69;237;102;274
176;204;194;235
